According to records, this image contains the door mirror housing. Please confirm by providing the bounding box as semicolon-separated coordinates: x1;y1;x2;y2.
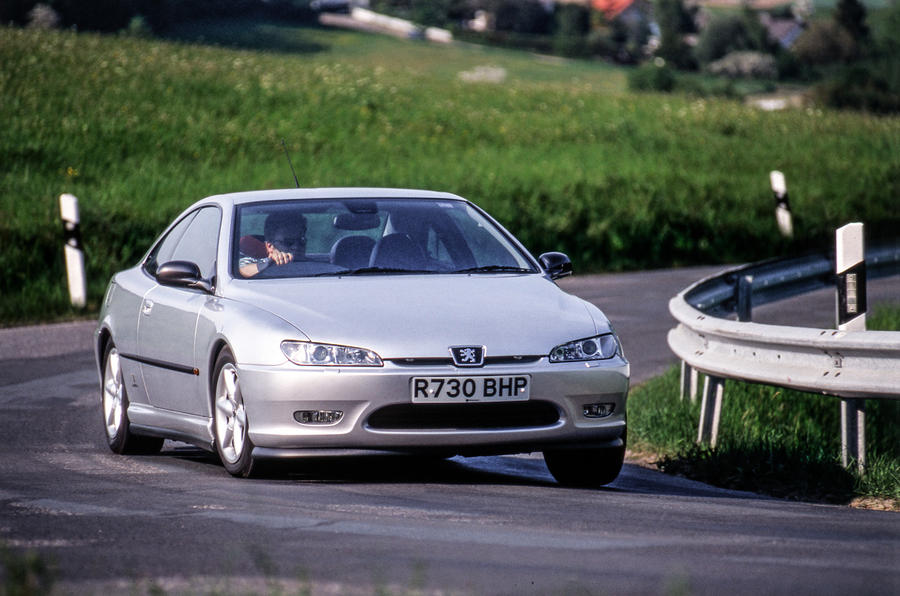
539;252;573;280
156;261;213;293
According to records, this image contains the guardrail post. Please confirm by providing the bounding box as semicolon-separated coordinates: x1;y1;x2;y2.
840;399;866;474
836;223;867;474
836;223;867;332
737;275;753;322
680;361;699;402
59;193;86;308
770;170;793;238
697;375;725;447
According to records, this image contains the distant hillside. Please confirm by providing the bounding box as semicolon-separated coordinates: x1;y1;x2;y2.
1;22;898;323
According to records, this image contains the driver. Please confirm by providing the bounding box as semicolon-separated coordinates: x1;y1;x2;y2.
239;213;307;277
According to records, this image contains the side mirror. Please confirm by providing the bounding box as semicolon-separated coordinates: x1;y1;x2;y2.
539;252;573;280
156;261;213;293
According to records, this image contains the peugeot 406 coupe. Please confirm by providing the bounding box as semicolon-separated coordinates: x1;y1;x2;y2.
96;188;629;485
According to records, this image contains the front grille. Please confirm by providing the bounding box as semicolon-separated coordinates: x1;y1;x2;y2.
386;356;543;367
366;401;560;430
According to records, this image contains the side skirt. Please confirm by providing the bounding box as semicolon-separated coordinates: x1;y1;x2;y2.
128;403;215;452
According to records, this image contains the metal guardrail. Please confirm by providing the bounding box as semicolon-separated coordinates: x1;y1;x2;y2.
667;243;900;471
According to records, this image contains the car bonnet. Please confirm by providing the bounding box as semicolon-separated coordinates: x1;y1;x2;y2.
224;274;608;360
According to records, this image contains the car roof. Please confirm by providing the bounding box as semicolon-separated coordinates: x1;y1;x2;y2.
205;187;467;207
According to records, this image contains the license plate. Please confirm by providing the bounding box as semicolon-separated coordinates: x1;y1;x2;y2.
411;376;530;403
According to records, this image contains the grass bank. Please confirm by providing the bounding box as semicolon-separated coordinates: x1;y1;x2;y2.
628;302;900;507
2;22;900;324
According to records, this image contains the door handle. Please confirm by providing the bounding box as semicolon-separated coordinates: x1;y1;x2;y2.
142;299;154;315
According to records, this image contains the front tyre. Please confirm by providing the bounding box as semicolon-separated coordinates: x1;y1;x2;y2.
543;441;625;488
101;342;163;455
213;348;255;477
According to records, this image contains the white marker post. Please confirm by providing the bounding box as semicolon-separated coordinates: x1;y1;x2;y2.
770;171;793;238
835;222;866;473
59;193;87;308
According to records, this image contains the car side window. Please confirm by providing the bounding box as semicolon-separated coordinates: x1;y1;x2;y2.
144;211;198;277
170;207;221;279
144;207;221;279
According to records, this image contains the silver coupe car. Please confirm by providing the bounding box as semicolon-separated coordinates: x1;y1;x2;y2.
95;188;629;485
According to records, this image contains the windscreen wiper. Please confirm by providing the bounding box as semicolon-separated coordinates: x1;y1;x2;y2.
451;265;534;274
337;267;437;275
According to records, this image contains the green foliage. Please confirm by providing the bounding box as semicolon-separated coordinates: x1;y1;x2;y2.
554;3;590;37
654;0;697;70
793;20;858;65
1;0;315;32
815;64;900;112
834;0;870;42
707;51;777;79
1;544;55;596
628;62;677;92
553;3;591;58
794;3;899;113
1;24;899;324
868;302;900;331
492;0;552;34
123;14;153;38
872;0;900;55
694;10;775;65
369;0;468;28
629;366;900;503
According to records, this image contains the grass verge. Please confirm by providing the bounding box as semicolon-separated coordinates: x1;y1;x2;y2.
628;302;900;508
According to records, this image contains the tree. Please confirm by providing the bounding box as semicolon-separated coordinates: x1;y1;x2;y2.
491;0;552;34
654;0;696;69
694;9;774;65
792;20;857;65
553;3;590;57
834;0;868;43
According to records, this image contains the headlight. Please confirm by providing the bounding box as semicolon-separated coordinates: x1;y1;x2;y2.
549;334;619;362
281;341;383;366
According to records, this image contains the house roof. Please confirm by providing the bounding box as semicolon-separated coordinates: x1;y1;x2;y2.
592;0;636;20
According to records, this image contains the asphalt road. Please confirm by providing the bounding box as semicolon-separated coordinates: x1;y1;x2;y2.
1;267;898;595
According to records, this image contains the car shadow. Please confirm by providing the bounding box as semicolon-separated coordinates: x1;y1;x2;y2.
160;445;768;500
163;444;559;487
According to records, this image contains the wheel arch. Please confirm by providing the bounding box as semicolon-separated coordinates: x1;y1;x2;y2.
207;339;231;404
97;326;113;373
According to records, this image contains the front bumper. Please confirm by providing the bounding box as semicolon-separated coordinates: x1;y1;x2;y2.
237;356;629;456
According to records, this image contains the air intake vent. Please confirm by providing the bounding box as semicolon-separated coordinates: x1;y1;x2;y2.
367;401;560;430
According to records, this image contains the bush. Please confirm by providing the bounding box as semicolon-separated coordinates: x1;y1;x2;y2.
369;0;466;28
122;14;152;38
834;0;869;43
707;51;777;79
25;3;59;28
793;20;858;65
492;0;552;34
814;65;900;113
553;3;590;57
694;11;774;65
654;0;697;70
628;62;676;92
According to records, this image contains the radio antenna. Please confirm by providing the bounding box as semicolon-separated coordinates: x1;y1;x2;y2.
281;139;300;188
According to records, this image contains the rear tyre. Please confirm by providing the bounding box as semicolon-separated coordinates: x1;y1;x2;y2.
213;348;255;477
101;341;164;455
543;441;625;488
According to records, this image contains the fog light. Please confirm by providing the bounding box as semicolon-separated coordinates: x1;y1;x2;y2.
583;403;615;418
294;410;343;425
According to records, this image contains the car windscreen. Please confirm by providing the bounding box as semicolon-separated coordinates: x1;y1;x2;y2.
232;198;538;279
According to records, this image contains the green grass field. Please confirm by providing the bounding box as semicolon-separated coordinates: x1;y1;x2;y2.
2;21;899;324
